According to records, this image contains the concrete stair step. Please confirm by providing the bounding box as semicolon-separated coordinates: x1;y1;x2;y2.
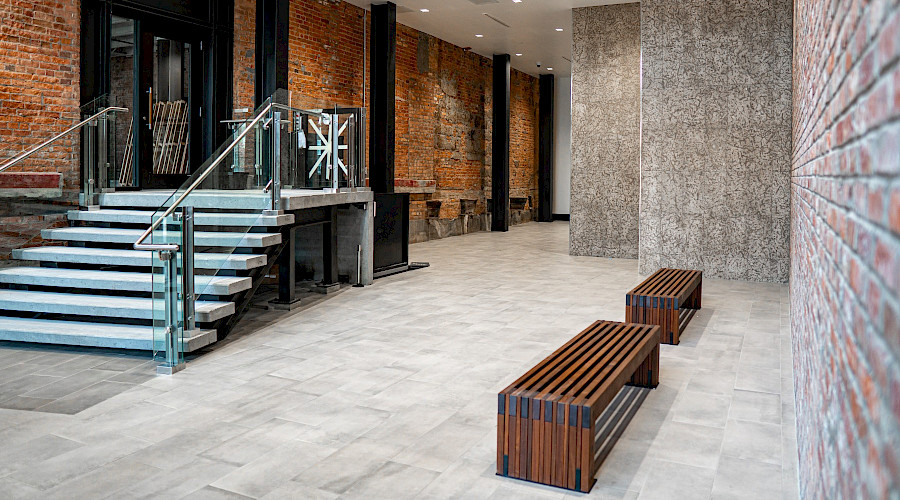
68;209;295;227
13;247;266;271
42;227;282;248
0;290;234;322
0;317;215;351
0;267;251;295
94;191;272;210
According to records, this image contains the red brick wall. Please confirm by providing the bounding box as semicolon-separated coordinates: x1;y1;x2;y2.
0;0;81;261
287;0;367;110
233;0;256;113
0;0;81;189
791;0;900;497
271;0;540;240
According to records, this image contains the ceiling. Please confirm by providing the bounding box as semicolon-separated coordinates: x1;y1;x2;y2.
343;0;635;77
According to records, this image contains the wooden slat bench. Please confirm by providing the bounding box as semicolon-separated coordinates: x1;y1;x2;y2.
626;268;702;345
496;321;660;493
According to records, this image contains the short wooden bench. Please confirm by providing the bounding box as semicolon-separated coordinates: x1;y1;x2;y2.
626;268;702;345
496;321;660;492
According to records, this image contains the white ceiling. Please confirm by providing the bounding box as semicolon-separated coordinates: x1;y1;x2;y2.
344;0;635;77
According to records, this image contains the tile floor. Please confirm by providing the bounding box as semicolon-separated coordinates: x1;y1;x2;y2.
0;222;799;499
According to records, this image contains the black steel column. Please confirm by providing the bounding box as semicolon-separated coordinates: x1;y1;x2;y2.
492;54;511;232
538;74;554;222
369;2;396;193
255;0;289;106
322;207;339;286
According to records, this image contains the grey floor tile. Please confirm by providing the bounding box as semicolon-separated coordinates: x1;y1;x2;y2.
721;419;782;465
711;456;782;499
729;390;781;425
34;381;135;415
637;459;716;499
649;421;725;470
672;391;732;428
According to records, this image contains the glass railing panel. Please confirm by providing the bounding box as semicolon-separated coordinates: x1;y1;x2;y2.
150;212;184;366
0;95;124;268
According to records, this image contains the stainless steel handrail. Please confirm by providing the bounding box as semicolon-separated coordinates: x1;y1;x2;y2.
134;101;270;251
132;101;331;252
0;107;129;174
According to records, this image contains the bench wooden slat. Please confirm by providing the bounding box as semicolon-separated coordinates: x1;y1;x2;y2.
497;321;660;492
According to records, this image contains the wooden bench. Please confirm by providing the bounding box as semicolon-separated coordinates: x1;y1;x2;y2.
496;321;660;492
626;268;702;345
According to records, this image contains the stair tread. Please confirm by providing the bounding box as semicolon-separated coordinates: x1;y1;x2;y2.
68;209;295;227
0;290;234;322
13;246;267;270
97;191;272;210
0;317;215;351
43;227;282;247
0;267;251;295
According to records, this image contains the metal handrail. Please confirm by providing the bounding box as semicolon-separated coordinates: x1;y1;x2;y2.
132;101;331;252
0;107;129;173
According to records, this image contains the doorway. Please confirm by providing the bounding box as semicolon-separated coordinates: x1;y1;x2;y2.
109;12;205;189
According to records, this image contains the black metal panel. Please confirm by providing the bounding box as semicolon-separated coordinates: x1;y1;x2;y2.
491;54;510;232
255;0;289;106
135;24;155;189
374;193;409;272
538;74;554;223
80;0;111;105
114;0;212;24
369;2;396;194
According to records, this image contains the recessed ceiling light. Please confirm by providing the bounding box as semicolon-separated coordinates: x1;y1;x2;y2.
420;8;429;12
475;34;484;37
555;28;563;32
515;53;523;56
547;67;553;71
513;0;522;3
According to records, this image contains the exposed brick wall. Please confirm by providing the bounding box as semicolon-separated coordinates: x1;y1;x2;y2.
0;0;81;187
233;0;255;113
272;0;540;242
791;0;900;497
287;0;367;110
0;0;81;262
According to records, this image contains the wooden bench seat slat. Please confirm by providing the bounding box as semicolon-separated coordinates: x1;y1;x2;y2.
497;321;660;493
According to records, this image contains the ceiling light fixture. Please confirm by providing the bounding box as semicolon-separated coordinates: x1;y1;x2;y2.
420;8;429;12
555;28;563;31
515;53;523;56
547;67;553;71
475;34;484;37
513;0;522;3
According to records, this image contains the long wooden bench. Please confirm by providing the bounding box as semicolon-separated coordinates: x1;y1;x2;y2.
626;268;702;345
496;321;660;492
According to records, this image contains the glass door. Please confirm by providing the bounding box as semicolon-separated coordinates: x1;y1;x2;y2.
131;17;204;189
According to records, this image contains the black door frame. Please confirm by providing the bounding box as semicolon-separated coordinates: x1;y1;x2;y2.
80;0;233;190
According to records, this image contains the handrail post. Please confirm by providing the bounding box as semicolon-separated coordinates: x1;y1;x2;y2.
82;118;97;207
180;206;195;333
158;247;185;375
331;112;339;191
98;114;108;197
270;111;282;213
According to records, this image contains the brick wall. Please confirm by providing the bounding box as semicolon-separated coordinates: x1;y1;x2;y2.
287;0;367;110
233;0;255;113
0;0;81;262
267;0;540;242
791;0;900;497
0;0;81;186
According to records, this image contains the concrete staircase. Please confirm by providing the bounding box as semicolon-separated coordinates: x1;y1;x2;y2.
0;191;294;352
